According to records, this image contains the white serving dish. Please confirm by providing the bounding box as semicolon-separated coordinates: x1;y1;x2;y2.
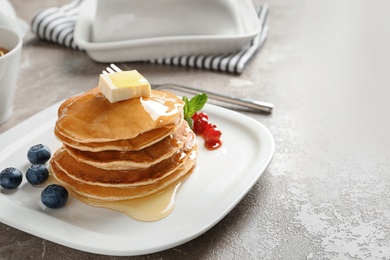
74;0;261;62
0;100;274;256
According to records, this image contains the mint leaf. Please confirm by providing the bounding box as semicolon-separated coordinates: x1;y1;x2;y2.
182;96;190;117
182;93;208;128
189;93;208;114
185;117;193;128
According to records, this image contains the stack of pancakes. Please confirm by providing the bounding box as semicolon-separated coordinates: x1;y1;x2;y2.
50;87;197;201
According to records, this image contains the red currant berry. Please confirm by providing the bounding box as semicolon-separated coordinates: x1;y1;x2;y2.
197;112;208;120
193;117;209;135
191;112;200;121
203;123;216;135
205;140;222;150
204;125;222;144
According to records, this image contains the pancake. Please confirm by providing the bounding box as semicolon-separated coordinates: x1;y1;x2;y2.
52;136;195;187
63;120;193;170
54;124;176;152
51;151;196;200
56;88;184;142
50;86;198;203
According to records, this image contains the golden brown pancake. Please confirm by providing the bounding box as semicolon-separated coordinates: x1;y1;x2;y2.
50;87;198;202
54;124;176;152
51;153;196;200
63;120;193;170
52;136;195;187
56;88;184;142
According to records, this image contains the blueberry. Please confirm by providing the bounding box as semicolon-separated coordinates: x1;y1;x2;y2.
26;164;49;185
0;167;23;189
27;144;51;164
41;184;68;209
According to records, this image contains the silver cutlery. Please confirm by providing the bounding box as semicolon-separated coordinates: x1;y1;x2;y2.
103;64;273;114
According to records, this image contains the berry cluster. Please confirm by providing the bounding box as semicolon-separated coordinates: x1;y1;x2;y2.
0;144;68;209
191;112;222;150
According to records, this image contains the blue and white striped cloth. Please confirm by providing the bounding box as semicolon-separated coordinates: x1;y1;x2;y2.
31;1;269;74
31;0;82;50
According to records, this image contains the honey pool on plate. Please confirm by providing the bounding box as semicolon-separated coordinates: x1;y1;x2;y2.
46;171;192;221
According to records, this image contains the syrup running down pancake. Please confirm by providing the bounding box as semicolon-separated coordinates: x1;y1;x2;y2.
55;87;183;143
50;86;198;219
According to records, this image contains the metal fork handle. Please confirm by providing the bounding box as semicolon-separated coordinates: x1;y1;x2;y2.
152;84;273;114
105;64;274;113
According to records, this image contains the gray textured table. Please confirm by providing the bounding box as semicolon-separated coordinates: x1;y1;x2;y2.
1;0;389;259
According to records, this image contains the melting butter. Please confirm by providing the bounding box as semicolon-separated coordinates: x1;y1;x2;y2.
99;70;151;103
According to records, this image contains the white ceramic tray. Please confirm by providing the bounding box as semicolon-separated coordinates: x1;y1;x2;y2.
0;101;274;256
74;0;261;62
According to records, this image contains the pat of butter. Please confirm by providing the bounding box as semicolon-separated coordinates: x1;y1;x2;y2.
98;70;151;103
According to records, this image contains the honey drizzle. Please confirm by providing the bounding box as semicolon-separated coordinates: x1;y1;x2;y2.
46;174;187;222
73;181;182;221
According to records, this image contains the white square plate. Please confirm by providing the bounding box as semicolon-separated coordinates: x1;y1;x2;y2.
0;101;274;256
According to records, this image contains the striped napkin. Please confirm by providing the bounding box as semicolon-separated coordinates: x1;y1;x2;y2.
31;0;269;74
